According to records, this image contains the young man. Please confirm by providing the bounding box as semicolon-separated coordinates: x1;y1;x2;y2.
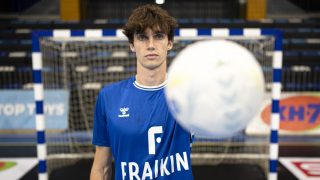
90;4;193;180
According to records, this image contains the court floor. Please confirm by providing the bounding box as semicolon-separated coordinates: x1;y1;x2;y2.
20;159;295;180
1;140;319;180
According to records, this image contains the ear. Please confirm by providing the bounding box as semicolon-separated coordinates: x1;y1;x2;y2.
167;40;173;50
130;43;135;52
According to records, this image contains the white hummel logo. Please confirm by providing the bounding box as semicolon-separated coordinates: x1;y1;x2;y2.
118;107;129;118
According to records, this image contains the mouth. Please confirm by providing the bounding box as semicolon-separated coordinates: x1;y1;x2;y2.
145;54;158;59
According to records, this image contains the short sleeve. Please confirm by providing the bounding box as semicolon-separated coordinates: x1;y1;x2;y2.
92;90;111;146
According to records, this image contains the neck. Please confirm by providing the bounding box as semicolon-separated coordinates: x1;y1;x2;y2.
136;64;167;87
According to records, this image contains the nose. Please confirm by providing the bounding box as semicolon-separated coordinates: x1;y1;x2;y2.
147;38;155;51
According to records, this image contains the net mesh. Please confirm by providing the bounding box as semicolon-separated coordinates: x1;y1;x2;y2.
40;36;274;177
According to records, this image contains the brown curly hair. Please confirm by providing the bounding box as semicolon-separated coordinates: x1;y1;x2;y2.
122;4;178;44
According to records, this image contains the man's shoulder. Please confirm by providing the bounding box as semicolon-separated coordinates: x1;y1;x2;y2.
100;76;134;94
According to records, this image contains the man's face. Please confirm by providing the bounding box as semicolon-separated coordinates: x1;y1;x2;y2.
130;28;173;71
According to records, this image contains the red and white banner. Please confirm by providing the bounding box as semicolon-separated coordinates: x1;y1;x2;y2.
280;157;320;180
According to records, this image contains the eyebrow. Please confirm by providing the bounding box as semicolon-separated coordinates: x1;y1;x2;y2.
135;31;165;35
154;31;165;34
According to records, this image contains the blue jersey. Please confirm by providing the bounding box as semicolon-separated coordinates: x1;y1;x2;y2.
92;76;193;180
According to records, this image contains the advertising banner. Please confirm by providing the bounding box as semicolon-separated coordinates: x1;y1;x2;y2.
0;90;69;130
246;92;320;135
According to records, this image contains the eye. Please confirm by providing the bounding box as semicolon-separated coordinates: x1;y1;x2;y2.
136;34;148;41
154;33;165;40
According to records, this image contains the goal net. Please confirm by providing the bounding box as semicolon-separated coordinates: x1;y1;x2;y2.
38;34;275;178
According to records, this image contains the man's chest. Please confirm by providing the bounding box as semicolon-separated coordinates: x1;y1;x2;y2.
106;92;172;137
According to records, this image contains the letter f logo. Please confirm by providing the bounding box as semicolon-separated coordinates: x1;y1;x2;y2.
148;126;163;155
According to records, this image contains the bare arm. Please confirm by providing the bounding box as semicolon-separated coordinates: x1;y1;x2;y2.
90;146;113;180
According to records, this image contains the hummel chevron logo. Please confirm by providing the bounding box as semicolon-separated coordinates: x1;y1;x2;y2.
118;107;129;118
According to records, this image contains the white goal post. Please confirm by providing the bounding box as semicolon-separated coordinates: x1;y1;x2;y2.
32;28;283;180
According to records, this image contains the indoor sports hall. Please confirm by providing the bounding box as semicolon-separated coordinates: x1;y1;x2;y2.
0;0;319;179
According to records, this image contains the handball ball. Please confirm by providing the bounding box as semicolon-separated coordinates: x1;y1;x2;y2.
165;40;265;138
